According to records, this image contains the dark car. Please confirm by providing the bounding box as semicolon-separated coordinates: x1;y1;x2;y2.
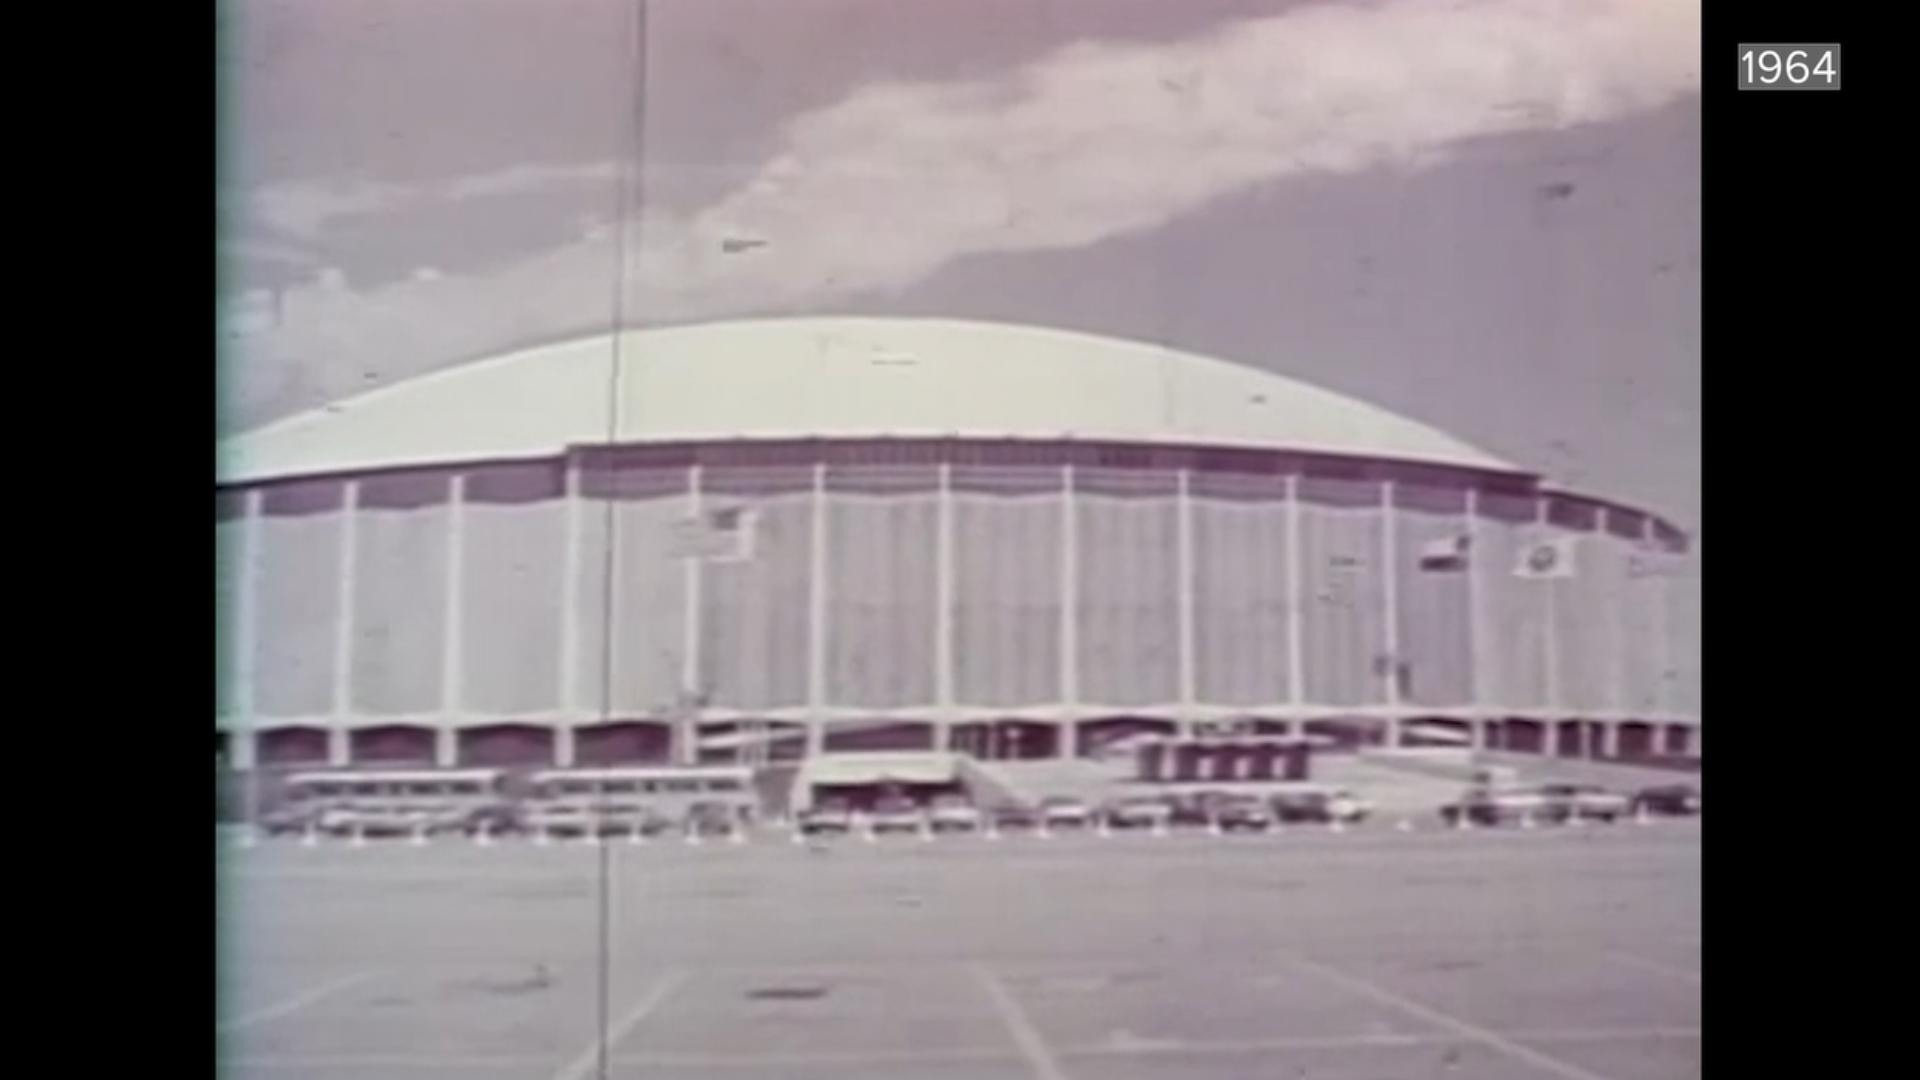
1538;783;1631;823
1272;789;1372;824
988;802;1043;831
797;798;854;836
1439;786;1554;828
1215;796;1275;832
1168;790;1235;827
685;801;743;837
1631;784;1700;817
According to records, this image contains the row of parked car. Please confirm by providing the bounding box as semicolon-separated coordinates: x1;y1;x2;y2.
796;788;1377;836
1438;781;1701;827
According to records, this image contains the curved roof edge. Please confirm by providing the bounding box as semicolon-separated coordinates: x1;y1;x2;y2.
217;316;1527;485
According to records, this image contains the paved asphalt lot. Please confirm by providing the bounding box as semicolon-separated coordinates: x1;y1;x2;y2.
217;820;1701;1080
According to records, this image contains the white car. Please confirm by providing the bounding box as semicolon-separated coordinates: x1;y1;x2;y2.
868;797;928;834
1039;797;1092;829
928;796;983;832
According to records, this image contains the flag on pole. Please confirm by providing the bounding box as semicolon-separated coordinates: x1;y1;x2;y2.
1418;534;1471;572
1512;536;1577;579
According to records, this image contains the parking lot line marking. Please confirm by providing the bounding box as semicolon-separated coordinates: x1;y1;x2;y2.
1058;1026;1701;1057
547;968;687;1080
216;970;374;1032
216;1054;556;1070
1286;956;1617;1080
1602;949;1700;984
614;1046;1016;1068
970;962;1072;1080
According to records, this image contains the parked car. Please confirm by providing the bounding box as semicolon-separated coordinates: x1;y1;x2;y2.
1631;783;1701;817
928;795;983;832
1216;795;1275;832
1039;796;1093;830
1439;786;1555;827
1272;788;1373;824
869;796;928;834
988;802;1042;831
1168;790;1235;827
258;803;319;837
797;797;854;835
1539;783;1631;823
685;800;743;837
1103;796;1175;830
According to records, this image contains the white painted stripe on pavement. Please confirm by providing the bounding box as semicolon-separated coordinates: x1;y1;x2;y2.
1287;955;1618;1080
1602;950;1701;984
970;962;1071;1080
217;971;374;1032
547;969;687;1080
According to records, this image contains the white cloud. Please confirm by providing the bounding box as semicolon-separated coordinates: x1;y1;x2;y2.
222;0;1699;426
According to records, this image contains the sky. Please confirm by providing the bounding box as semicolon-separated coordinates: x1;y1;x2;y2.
215;0;1701;536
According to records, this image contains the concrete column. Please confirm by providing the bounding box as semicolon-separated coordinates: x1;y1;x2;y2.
1381;715;1403;749
555;724;577;768
235;488;264;726
1539;497;1562;716
434;725;458;768
1060;719;1081;760
1382;480;1401;708
806;718;827;758
1060;463;1079;708
1176;469;1196;711
440;472;467;719
807;462;828;733
331;479;361;724
1599;720;1620;760
935;462;955;709
1284;474;1305;707
232;728;258;770
328;725;351;766
557;454;583;720
1464;487;1487;714
678;464;704;766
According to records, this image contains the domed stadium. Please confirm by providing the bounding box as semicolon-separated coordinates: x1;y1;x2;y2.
213;317;1699;777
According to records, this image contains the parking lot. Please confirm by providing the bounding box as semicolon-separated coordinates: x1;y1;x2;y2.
217;819;1700;1080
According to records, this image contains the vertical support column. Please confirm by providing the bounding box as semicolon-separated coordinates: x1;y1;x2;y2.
1059;462;1079;711
679;463;704;766
232;729;258;770
329;478;361;766
555;725;577;768
1599;721;1620;760
234;488;264;734
1381;480;1402;749
935;461;955;710
1284;473;1306;712
435;727;457;768
1642;516;1671;717
807;461;829;754
1539;495;1561;723
557;454;583;721
439;473;467;764
1176;469;1196;715
1464;486;1487;743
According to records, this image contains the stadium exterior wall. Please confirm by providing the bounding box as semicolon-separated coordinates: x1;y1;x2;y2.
214;438;1700;771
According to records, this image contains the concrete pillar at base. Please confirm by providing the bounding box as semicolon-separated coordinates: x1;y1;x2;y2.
555;725;577;768
1599;722;1620;760
805;720;826;759
1060;721;1081;760
231;729;258;770
1382;717;1403;749
434;727;457;768
327;726;351;766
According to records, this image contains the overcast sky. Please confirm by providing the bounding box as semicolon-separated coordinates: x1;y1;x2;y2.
216;0;1700;535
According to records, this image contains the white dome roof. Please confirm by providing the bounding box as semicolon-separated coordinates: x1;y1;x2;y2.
217;317;1521;484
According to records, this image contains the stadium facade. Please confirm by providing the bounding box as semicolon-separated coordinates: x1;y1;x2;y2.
214;318;1700;772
